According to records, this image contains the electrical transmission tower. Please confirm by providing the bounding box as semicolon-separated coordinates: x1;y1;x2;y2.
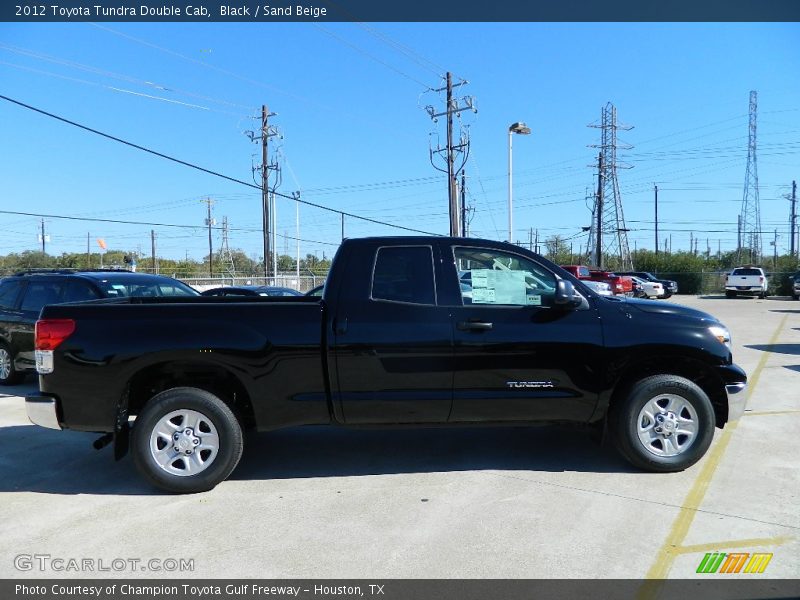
585;103;634;270
219;216;236;278
739;90;762;264
424;72;476;237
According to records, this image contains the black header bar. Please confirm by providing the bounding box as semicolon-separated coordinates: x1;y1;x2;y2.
4;0;800;23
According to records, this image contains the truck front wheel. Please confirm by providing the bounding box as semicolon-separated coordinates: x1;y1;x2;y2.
610;375;715;472
132;387;243;493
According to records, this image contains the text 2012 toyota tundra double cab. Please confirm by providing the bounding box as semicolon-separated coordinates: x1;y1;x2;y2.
26;237;747;493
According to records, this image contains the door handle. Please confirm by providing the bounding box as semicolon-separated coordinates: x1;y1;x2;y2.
457;320;493;331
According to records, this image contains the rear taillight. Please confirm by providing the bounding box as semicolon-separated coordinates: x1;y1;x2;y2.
35;319;76;351
759;276;764;282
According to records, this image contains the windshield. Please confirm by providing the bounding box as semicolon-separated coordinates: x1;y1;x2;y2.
731;268;762;276
93;277;199;298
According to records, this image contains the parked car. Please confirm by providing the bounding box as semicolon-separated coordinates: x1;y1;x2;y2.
560;266;634;296
305;284;325;297
792;271;800;300
629;276;664;299
26;237;747;493
615;271;678;298
560;265;592;280
582;280;614;297
201;286;303;297
589;270;634;296
724;267;768;299
0;269;198;385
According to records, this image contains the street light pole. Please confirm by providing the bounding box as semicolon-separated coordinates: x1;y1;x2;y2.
507;122;531;243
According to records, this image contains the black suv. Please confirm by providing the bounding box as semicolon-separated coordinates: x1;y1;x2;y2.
0;270;198;384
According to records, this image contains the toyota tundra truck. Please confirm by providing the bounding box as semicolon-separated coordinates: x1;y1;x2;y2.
26;237;747;493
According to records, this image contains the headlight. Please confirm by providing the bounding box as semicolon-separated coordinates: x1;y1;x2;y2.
708;325;731;349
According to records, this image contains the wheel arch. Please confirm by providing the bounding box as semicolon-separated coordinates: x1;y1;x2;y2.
122;360;256;431
607;354;728;429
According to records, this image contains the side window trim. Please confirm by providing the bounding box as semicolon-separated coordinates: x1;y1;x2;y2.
369;245;438;306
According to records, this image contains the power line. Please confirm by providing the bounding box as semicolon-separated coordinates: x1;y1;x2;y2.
313;24;431;88
0;93;440;237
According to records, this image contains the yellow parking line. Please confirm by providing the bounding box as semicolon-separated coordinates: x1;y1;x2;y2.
640;313;788;588
675;535;793;555
744;410;800;417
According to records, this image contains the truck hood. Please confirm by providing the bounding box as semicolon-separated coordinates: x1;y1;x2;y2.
604;296;720;325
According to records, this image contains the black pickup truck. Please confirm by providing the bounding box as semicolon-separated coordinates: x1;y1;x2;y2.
26;237;747;493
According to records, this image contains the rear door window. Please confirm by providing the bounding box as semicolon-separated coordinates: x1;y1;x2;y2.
0;280;24;309
62;280;101;303
20;281;64;313
371;246;436;305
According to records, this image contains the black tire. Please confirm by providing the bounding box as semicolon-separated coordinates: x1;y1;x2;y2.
793;294;799;301
132;387;243;493
725;291;736;299
758;291;766;300
0;342;24;386
610;375;715;473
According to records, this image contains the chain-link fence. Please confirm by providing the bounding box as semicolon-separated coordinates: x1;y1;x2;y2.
657;271;796;296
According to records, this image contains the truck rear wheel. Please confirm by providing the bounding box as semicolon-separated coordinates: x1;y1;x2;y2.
132;387;243;493
610;375;715;472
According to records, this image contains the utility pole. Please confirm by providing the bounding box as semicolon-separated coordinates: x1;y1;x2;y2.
203;198;215;278
86;233;90;268
654;184;659;255
40;219;46;254
460;171;468;237
773;229;778;267
261;106;270;278
294;192;301;283
446;72;456;235
425;72;475;237
247;105;280;278
528;228;533;251
790;180;797;259
151;230;157;275
595;153;604;268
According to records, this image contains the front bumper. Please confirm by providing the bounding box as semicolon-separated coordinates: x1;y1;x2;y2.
715;363;748;423
25;393;62;430
725;382;748;422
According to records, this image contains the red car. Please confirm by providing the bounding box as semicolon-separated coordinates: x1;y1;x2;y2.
560;265;633;296
590;270;634;296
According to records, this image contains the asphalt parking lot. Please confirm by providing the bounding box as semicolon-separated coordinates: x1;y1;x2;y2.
0;294;798;581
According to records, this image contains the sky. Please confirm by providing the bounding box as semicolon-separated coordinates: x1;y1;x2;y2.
1;20;799;264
